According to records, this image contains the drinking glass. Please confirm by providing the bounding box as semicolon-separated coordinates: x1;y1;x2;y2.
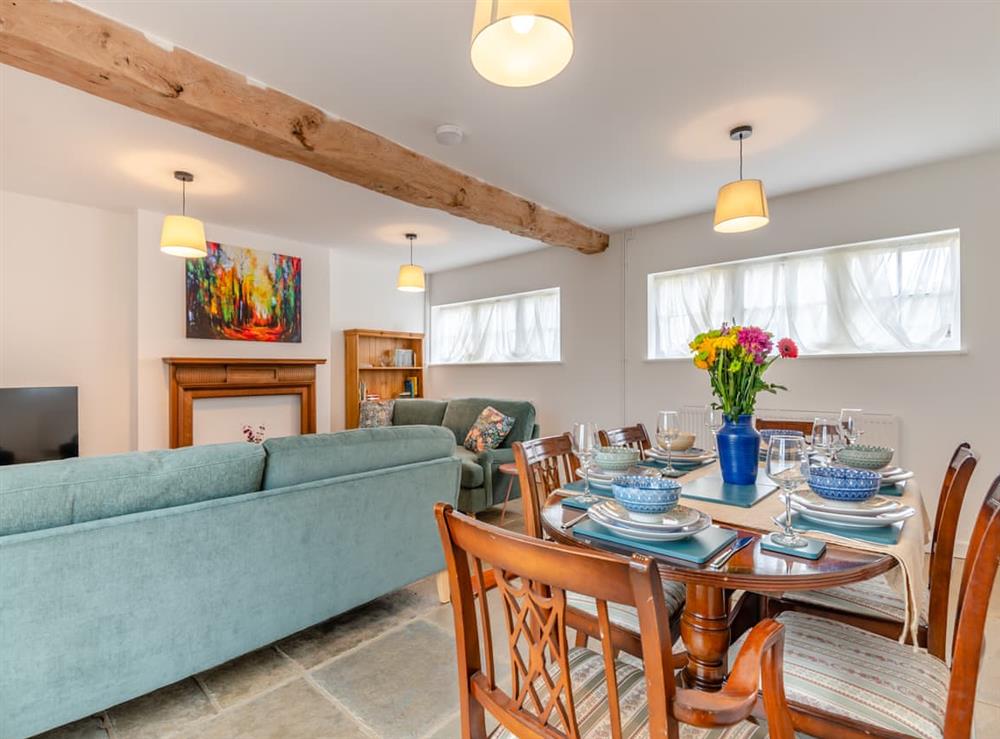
570;422;599;504
656;411;681;473
839;408;863;446
705;405;723;453
766;435;810;548
811;418;841;465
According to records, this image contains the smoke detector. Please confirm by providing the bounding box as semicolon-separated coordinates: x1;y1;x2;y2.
435;124;465;146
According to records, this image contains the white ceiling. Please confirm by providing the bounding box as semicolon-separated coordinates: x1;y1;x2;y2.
3;0;999;270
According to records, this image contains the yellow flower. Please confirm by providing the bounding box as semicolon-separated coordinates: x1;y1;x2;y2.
715;333;738;350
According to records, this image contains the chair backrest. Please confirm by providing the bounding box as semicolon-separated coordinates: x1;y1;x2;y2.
755;418;815;436
513;434;579;539
945;474;1000;739
598;424;652;458
926;443;978;658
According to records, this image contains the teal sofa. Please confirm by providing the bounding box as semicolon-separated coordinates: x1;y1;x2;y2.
0;426;460;739
391;398;539;514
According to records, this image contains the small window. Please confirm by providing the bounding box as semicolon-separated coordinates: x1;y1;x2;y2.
431;287;560;364
647;230;960;358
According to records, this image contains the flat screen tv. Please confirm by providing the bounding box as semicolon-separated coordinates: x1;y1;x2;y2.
0;387;79;466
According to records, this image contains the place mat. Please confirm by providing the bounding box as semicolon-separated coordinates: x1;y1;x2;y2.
573;519;737;564
879;481;907;497
638;459;714;477
760;532;827;560
679;475;778;508
776;511;903;546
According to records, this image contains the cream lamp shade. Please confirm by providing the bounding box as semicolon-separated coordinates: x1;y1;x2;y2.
471;0;574;87
397;264;426;293
160;214;208;258
713;179;769;234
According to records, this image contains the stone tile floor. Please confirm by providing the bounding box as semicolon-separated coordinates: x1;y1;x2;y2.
34;498;1000;737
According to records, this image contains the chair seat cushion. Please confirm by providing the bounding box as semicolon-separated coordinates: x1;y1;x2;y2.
452;447;485;488
566;579;686;633
730;611;949;739
779;575;928;626
496;647;766;738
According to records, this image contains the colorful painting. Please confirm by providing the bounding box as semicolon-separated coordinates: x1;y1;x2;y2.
186;242;301;342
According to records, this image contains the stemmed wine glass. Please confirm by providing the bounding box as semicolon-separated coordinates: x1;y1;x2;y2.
811;418;841;466
570;422;599;504
704;405;723;453
839;408;863;446
656;411;681;474
766;435;810;549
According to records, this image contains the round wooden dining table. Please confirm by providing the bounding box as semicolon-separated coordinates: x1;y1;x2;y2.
541;494;897;692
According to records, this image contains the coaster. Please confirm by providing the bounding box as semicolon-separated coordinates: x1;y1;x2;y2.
760;532;827;560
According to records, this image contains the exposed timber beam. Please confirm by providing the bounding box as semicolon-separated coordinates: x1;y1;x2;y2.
0;0;609;254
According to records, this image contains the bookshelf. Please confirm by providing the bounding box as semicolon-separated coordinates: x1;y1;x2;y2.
344;328;425;428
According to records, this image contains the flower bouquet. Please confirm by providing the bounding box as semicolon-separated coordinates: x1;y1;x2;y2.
690;325;798;483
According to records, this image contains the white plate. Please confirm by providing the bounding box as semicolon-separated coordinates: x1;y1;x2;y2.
587;509;712;541
791;501;915;529
788;490;902;516
647;448;716;462
590;500;700;530
881;470;914;484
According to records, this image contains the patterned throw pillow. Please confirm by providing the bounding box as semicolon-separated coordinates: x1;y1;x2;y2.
463;406;516;453
359;400;395;428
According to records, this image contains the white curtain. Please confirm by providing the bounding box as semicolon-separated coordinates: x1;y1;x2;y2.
432;288;560;364
648;230;960;358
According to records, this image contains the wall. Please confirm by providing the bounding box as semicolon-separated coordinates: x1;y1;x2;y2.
426;150;1000;549
0;190;136;456
135;210;332;450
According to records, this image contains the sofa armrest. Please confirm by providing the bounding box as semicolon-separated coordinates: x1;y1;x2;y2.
530;423;541;440
476;447;515;470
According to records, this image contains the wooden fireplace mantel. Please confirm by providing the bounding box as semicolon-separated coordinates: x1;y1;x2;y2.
163;357;327;448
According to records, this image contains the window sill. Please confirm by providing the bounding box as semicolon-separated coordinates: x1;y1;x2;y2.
428;361;564;368
644;348;967;363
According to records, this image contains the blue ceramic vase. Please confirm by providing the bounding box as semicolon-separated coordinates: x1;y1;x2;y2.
717;414;760;485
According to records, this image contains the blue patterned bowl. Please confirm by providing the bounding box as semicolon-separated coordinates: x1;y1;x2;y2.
612;476;681;522
808;465;880;501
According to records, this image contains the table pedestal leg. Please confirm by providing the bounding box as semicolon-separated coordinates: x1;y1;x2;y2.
680;584;730;691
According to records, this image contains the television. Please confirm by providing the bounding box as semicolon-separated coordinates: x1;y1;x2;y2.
0;387;79;466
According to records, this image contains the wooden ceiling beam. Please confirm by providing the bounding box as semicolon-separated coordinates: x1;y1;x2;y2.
0;0;608;254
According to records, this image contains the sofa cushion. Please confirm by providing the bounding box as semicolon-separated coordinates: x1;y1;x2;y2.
261;426;456;490
453;447;485;488
463;406;516;453
359;399;394;427
393;399;448;427
441;398;536;449
0;442;266;536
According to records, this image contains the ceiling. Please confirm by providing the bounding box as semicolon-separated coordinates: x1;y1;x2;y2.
3;1;999;270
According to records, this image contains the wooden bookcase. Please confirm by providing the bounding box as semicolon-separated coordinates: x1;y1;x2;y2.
344;329;425;429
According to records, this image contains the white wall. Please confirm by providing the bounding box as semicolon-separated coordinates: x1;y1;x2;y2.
425;150;1000;549
0;191;136;456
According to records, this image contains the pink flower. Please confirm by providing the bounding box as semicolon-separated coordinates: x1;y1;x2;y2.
777;337;799;358
737;326;773;362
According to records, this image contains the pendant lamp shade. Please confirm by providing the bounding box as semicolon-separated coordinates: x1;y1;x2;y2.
397;264;426;292
160;170;207;257
713;179;769;233
471;0;574;87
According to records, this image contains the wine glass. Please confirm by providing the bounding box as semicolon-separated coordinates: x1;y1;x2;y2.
656;411;681;473
704;405;723;453
766;435;810;548
811;418;841;466
570;422;599;504
839;408;863;446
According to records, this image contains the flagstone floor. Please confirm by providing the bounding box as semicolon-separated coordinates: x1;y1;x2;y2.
33;498;1000;738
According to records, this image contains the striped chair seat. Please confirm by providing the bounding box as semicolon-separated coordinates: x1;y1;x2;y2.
566;579;687;633
731;611;948;739
780;574;928;626
497;647;768;739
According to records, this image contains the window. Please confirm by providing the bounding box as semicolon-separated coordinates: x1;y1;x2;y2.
431;288;560;364
647;230;960;358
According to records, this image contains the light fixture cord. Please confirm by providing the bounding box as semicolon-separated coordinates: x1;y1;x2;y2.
181;179;187;216
408;235;414;265
739;135;744;181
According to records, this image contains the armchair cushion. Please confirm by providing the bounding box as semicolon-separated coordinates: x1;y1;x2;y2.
730;611;948;739
392;399;448;427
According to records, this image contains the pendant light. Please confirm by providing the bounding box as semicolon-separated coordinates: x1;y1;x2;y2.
470;0;574;87
713;125;770;234
397;233;425;293
160;170;207;258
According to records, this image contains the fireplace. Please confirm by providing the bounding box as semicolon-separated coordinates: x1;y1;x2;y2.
163;357;327;448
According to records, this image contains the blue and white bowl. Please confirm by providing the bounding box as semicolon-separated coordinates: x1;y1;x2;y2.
612;476;682;523
808;465;880;502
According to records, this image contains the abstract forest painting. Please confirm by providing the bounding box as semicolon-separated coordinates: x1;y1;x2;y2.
186;242;302;342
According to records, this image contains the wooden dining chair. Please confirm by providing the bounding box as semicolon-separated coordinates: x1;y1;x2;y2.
435;502;795;739
755;418;814;436
513;434;687;656
734;472;1000;739
768;443;978;654
598;424;652;458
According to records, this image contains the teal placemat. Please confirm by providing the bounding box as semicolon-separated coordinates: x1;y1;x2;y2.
637;459;714;478
560;482;614;511
879;481;906;497
573;519;737;564
760;532;827;560
779;511;903;546
680;475;778;508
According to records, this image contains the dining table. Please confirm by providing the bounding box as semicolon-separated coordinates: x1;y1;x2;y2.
541;459;928;693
